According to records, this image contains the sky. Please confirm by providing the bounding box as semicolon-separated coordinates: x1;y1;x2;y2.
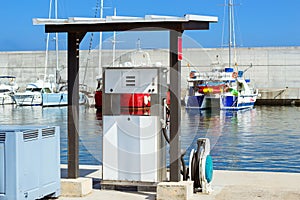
1;0;300;51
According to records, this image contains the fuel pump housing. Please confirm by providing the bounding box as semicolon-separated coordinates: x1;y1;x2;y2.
102;67;168;188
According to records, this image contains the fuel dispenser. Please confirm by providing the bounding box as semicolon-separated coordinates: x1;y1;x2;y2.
102;67;168;186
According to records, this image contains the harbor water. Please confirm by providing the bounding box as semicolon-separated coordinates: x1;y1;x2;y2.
1;105;300;173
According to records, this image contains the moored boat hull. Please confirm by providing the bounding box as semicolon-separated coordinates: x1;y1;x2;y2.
201;95;221;110
185;95;205;109
42;93;67;106
0;94;15;105
13;92;88;106
12;92;42;106
94;91;102;110
220;95;257;110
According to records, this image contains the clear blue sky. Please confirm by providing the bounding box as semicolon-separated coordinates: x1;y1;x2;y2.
1;0;300;51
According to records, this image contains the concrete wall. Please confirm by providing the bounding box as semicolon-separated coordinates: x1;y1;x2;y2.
1;46;300;99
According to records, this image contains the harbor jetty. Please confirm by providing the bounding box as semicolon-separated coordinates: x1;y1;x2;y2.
1;46;300;105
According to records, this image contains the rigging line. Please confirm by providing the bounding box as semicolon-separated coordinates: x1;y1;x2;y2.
234;2;244;48
221;0;227;48
82;0;100;85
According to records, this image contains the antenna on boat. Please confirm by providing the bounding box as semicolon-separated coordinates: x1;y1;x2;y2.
136;38;141;50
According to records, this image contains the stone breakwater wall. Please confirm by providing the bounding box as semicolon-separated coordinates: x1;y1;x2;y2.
1;46;300;104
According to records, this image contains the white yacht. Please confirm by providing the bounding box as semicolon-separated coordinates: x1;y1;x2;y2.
0;75;19;105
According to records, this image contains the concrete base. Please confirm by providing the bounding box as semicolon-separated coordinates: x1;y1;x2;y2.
61;177;93;197
157;181;194;200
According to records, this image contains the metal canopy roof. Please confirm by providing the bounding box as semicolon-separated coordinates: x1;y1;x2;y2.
33;14;217;181
33;14;218;32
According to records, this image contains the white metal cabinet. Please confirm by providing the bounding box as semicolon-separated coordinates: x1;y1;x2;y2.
103;115;160;182
0;126;60;200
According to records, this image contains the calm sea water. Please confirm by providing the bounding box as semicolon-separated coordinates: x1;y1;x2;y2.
1;105;300;173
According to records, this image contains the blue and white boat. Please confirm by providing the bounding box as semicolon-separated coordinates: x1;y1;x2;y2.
184;67;236;109
220;71;259;110
185;66;258;110
186;0;259;110
219;0;259;110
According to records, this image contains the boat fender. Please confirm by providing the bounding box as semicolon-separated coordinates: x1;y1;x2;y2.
189;71;196;79
232;72;238;79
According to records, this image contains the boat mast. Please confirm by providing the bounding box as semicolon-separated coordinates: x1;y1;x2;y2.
228;0;238;70
44;0;53;81
228;0;232;69
45;0;59;82
55;0;59;72
112;8;117;67
98;0;104;75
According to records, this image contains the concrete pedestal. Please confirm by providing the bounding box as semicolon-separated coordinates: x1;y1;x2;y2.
61;177;93;197
157;181;193;200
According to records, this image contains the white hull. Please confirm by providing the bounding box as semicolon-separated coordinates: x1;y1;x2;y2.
12;92;42;106
0;94;15;105
220;94;258;110
13;92;88;106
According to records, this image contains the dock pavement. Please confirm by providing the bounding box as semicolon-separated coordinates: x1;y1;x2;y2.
59;165;300;200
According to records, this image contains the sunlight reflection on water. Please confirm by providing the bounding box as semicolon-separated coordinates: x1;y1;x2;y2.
1;105;300;173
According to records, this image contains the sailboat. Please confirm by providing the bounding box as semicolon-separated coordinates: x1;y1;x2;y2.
219;0;258;110
185;0;258;110
12;0;88;107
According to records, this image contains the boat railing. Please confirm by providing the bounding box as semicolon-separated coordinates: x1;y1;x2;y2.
188;70;237;82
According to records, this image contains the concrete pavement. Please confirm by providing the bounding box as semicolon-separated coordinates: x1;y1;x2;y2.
58;165;300;200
